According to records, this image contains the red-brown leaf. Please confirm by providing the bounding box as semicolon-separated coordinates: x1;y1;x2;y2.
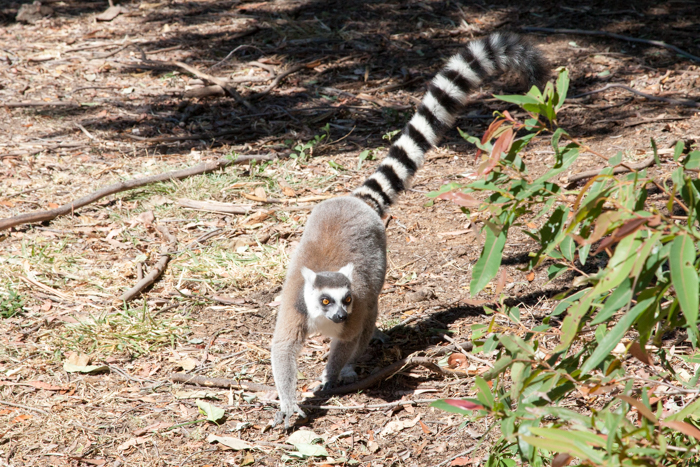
436;190;481;208
447;353;467;369
445;399;484;411
661;420;700;442
617;395;658;424
628;341;653;365
552;453;573;467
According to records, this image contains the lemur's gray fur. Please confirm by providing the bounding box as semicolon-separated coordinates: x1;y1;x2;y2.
271;32;547;428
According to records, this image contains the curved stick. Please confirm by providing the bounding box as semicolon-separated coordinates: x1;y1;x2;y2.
0;154;276;231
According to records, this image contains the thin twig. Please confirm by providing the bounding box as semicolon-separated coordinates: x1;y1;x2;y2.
163;60;256;111
199;329;223;366
170;373;276;392
296;398;440;411
569;83;699;107
0;154;276;231
3;100;81;108
567;154;657;185
321;356;463;395
172;355;462;398
1;143;87;158
75;123;95;140
435;447;478;467
522;27;700;63
0;400;49;416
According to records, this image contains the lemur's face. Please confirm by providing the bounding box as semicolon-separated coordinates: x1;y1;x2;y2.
302;264;354;323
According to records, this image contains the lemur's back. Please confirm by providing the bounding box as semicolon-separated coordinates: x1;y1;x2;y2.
286;196;386;302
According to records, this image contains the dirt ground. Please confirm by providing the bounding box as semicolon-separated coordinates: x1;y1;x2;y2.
1;0;700;466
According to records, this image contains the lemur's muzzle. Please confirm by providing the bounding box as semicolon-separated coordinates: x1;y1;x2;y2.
329;309;347;323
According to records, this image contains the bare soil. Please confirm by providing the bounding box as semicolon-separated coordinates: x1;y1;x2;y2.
1;0;699;466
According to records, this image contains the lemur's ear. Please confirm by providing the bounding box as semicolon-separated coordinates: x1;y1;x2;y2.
301;266;316;285
338;263;354;282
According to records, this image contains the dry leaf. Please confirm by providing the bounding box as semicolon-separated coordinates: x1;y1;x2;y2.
419;420;432;434
448;353;467;369
67;352;91;367
178;358;198;371
118;436;148;451
629;341;653;365
11;414;31;423
96;5;125;21
436;190;480;207
135;211;155;226
451;457;472;466
27;381;68;391
380;415;420;437
552;453;573;467
253;187;267;201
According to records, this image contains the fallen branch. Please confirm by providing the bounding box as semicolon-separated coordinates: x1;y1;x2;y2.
522;27;700;63
567;154;656;185
0;154;276;231
569;83;699;108
150;60;256;111
249;64;305;99
3;100;81;108
177;199;258;215
119;224;178;302
170;373;276;392
0;400;49;416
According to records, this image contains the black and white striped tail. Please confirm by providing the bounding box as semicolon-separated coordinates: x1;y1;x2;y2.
352;32;547;216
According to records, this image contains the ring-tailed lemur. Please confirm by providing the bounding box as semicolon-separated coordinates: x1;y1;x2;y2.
271;32;547;428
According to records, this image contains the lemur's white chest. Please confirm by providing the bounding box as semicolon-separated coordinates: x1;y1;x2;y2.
308;314;344;339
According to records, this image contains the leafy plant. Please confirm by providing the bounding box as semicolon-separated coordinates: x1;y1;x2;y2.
382;129;400;142
430;68;700;466
0;285;24;318
357;149;376;169
291;124;330;161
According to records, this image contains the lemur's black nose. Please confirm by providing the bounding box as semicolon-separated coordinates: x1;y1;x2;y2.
332;310;347;323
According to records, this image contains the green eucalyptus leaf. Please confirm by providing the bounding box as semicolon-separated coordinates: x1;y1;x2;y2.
581;295;655;374
470;222;507;295
669;234;699;327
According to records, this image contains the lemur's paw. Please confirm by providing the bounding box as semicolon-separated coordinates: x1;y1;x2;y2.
272;403;306;429
339;365;358;383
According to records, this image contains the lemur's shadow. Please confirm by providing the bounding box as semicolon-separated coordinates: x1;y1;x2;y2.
290;282;572;429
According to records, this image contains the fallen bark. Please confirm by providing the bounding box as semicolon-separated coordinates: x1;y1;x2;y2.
170;373;276;392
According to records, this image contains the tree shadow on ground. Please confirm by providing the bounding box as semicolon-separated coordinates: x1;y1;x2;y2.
5;0;699;155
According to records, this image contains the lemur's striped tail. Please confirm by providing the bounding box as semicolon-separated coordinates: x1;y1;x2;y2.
352;32;547;216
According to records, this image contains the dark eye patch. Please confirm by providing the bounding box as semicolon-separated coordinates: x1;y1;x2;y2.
344;295;352;304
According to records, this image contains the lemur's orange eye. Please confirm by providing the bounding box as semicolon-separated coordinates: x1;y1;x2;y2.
344;296;352;304
322;298;330;306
